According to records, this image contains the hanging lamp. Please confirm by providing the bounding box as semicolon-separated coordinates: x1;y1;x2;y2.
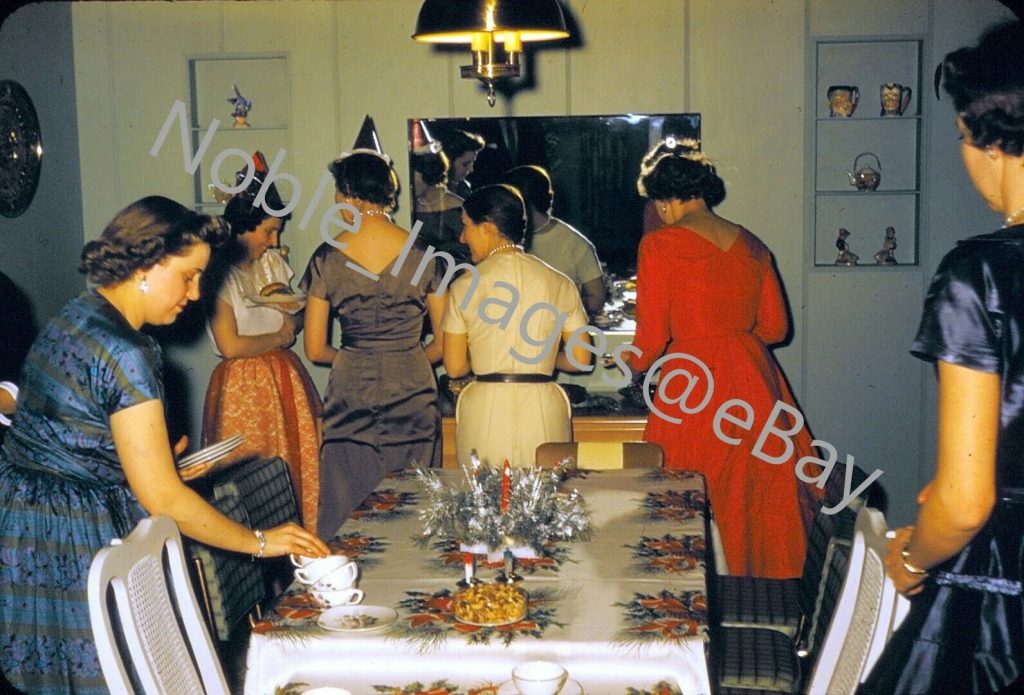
412;0;569;107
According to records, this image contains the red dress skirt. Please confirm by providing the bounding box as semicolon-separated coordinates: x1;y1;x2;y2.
203;349;323;530
631;225;822;578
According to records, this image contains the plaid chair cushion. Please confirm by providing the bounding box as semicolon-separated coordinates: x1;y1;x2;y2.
212;456;299;599
717;500;857;638
806;542;852;658
187;493;264;643
212;456;299;529
717;626;800;692
718;576;801;635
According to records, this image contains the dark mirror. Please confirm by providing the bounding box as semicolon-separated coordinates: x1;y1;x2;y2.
407;113;701;275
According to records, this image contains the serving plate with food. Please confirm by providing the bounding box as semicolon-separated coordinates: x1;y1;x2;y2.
246;282;306;312
452;582;528;626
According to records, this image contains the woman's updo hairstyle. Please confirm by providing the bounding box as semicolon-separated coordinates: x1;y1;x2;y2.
329;152;399;210
223;152;292;236
463;184;528;246
940;21;1024;155
637;137;726;208
80;196;230;286
411;150;450;187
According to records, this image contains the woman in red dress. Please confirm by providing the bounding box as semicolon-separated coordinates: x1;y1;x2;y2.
629;138;820;578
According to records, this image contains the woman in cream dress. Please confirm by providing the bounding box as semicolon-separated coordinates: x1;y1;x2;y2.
443;185;592;468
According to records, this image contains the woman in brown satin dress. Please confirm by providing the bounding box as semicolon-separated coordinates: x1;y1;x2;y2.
301;151;447;539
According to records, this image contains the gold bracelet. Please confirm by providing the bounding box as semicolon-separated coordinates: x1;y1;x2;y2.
900;540;928;576
254;529;267;559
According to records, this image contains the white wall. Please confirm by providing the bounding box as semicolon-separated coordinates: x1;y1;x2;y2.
46;0;1013;525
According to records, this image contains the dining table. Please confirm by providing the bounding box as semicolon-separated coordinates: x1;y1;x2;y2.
244;466;714;695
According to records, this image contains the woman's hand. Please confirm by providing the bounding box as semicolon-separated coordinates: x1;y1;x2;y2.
179;461;215;482
277;314;297;349
171;435;212;481
262;521;330;558
885;525;928;597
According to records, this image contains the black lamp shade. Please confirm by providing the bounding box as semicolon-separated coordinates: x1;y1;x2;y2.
413;0;569;43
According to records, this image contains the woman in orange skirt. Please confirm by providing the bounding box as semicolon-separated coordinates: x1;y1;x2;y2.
203;152;323;530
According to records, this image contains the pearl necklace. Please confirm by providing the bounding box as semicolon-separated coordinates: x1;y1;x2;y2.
361;208;392;222
415;186;444;208
485;242;520;260
1004;204;1024;228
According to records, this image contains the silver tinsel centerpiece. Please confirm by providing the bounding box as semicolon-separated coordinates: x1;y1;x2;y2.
414;452;591;556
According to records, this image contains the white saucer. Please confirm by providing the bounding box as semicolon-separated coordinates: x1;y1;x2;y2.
177;435;244;469
246;293;306;313
497;679;583;694
317;605;398;633
301;688;353;695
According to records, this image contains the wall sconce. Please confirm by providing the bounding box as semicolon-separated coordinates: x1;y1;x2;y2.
412;0;569;107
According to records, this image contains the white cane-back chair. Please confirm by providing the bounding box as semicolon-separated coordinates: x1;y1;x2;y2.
805;506;900;694
88;515;230;694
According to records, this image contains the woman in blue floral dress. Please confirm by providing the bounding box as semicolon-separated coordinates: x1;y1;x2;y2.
0;196;328;694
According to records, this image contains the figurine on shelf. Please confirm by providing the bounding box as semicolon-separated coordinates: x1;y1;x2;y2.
227;83;252;128
836;228;859;266
874;226;899;265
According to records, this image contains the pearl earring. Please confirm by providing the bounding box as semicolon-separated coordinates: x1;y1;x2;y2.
139;277;150;294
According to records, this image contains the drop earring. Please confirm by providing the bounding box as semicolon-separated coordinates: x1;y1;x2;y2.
139;277;150;294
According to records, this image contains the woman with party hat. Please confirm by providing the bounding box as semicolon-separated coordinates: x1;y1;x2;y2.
301;118;447;539
411;119;470;263
202;151;323;530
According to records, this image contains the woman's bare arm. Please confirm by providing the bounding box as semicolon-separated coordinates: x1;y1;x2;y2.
303;295;338;365
209;298;295;358
112;399;328;558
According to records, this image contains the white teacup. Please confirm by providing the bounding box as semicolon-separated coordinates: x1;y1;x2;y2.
294;554;358;587
309;586;364;608
290;553;317;568
512;660;568;695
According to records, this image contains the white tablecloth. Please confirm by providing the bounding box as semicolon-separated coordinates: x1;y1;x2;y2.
244;468;713;694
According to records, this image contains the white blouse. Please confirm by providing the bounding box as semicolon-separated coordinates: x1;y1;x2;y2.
207;249;294;357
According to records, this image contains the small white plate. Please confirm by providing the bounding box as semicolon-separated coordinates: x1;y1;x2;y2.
177;435;244;469
246;293;306;312
497;679;583;694
301;688;353;695
317;605;398;633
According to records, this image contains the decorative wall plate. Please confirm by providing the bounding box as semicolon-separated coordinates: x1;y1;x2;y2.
0;80;43;218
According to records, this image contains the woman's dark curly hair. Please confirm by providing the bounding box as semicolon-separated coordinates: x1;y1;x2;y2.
223;180;291;236
462;184;528;246
411;150;450;187
941;21;1024;155
637;139;726;208
329;152;399;210
79;196;230;286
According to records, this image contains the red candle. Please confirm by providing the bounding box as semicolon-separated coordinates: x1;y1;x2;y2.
500;459;511;512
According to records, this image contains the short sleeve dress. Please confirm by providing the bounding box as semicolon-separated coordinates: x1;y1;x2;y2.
860;228;1024;694
0;290;163;694
202;249;323;530
300;242;442;538
442;250;588;468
